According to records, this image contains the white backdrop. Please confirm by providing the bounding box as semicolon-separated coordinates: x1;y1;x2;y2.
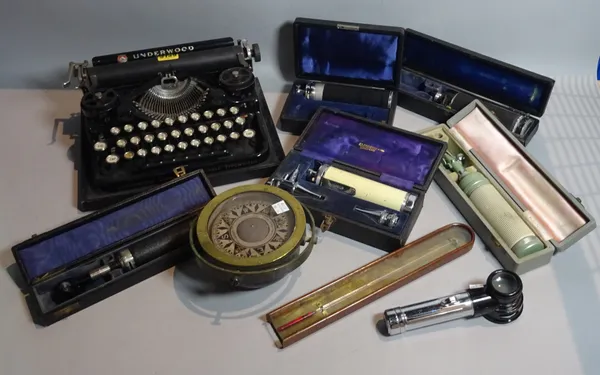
1;0;599;90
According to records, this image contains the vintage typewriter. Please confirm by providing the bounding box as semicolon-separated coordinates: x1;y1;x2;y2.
63;38;285;211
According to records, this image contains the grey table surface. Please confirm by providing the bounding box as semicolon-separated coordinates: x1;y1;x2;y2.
1;76;599;375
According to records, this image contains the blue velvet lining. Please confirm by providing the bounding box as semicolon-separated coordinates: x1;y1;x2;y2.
282;89;390;123
18;178;211;281
296;25;399;83
402;32;551;116
297;111;443;190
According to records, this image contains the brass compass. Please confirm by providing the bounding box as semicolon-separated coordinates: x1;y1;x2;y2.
190;184;316;289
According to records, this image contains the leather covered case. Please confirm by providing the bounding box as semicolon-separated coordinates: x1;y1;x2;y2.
269;107;447;252
277;18;402;135
11;169;215;326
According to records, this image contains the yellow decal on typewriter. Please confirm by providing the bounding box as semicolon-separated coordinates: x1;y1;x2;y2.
358;142;385;153
158;54;179;62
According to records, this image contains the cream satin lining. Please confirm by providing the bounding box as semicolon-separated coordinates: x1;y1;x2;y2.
452;107;586;242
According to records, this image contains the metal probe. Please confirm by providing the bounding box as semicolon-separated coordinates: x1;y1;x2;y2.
269;166;324;200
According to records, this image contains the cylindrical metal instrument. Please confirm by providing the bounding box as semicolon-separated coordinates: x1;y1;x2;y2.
384;269;524;336
296;82;393;108
443;152;544;258
310;164;417;213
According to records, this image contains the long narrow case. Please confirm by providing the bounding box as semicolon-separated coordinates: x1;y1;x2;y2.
11;169;215;326
268;107;447;252
398;29;555;146
278;18;403;135
419;100;595;273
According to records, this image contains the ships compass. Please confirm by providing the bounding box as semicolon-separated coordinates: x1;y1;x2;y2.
190;184;316;289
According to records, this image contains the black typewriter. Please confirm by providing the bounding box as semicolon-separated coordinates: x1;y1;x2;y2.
63;38;285;211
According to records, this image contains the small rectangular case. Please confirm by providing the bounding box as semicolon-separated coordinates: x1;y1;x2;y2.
398;29;555;146
10;169;215;326
419;100;596;273
277;17;404;135
268;107;447;252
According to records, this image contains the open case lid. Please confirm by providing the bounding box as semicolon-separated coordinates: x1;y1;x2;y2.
446;100;596;252
12;170;215;286
402;29;555;117
294;107;447;192
293;17;404;90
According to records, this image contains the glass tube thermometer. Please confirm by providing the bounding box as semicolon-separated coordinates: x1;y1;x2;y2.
308;164;418;213
443;152;545;258
266;223;475;348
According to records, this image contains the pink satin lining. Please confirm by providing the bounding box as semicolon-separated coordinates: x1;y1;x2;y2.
453;108;586;242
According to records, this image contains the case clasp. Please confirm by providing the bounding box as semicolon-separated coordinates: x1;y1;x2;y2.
173;166;186;177
53;302;80;319
320;214;336;232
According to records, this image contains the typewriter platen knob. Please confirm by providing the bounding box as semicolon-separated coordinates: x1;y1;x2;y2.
251;43;261;62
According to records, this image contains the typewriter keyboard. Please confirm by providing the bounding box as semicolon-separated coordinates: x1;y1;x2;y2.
84;100;265;189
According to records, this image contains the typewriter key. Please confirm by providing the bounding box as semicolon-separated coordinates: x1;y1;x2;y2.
165;117;175;126
116;139;128;148
157;132;168;141
171;129;181;139
230;132;240;140
124;151;135;160
216;108;227;117
243;129;256;139
190;139;201;148
191;112;201;121
210;122;221;132
223;120;234;129
229;106;239;115
124;124;134;133
110;127;121;135
106;154;120;164
203;110;214;119
164;144;175;153
94;141;108;151
137;148;148;157
198;125;209;134
235;116;246;126
130;136;141;145
177;141;188;150
204;136;215;145
216;134;227;143
144;134;155;143
138;121;149;131
178;115;188;124
151;120;162;129
151;146;162;155
184;127;195;137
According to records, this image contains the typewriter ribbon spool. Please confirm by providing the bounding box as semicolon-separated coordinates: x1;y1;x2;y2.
189;184;317;289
